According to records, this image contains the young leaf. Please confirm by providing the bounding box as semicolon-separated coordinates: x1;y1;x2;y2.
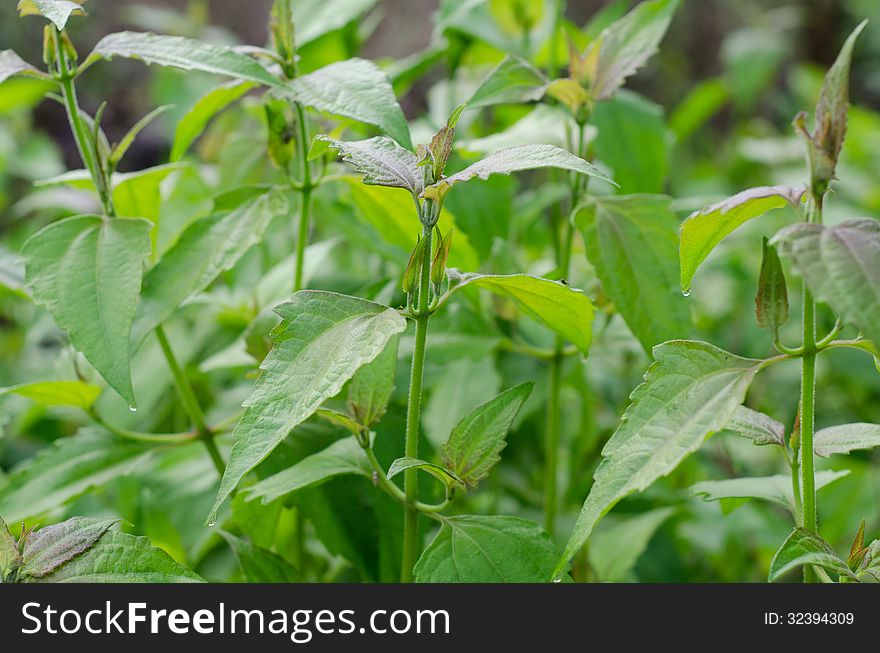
558;341;765;573
387;457;463;490
0;50;41;84
348;333;399;427
727;405;785;447
279;58;412;150
467;55;548;108
588;507;674;582
769;527;859;583
316;408;364;436
692;470;848;514
29;531;203;583
773;219;880;349
89;32;283;88
447;273;594;354
171;81;255;161
208;292;406;521
414;515;559;582
575;194;689;353
18;0;87;31
429;105;466;181
132;189;288;348
219;531;298;583
0;380;102;409
679;185;806;293
110;104;174;168
21;215;152;406
322;136;423;194
755;237;789;330
0;516;20;581
19;517;115;579
245;437;372;505
292;0;379;47
440;382;533;489
814;423;880;457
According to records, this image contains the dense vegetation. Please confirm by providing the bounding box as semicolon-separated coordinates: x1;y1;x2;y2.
0;0;878;583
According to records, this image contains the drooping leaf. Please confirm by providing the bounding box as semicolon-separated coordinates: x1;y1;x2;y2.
292;0;378;46
132;189;288;348
726;405;785;447
387;457;463;490
814;423;880;457
171;82;256;161
209;292;406;521
559;341;764;573
575;194;689;353
440;382;533;489
245;437;372;505
17;0;86;30
348;333;399;427
22;215;152;405
692;470;849;514
322;136;422;194
89;32;283;88
467;55;548;108
280;58;412;149
769;527;859;583
773;219;880;349
448;273;594;354
414;515;559;582
30;531;203;583
755;237;789;330
0;380;102;409
0;50;40;84
219;531;298;582
588;507;674;582
679;185;806;293
20;517;115;579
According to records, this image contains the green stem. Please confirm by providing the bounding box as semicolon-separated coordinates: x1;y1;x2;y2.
790;451;803;527
87;408;197;444
292;101;312;292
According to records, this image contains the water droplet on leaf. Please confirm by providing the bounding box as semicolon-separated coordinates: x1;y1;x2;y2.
128;405;137;413
682;288;691;297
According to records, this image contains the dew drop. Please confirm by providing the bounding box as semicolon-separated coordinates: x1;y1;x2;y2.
552;577;562;584
206;516;217;527
128;404;138;413
682;288;691;297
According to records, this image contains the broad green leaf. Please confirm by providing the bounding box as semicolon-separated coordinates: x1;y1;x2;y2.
246;437;371;505
755;237;789;330
219;531;297;582
0;429;153;523
440;382;533;489
387;457;463;489
293;0;378;46
0;50;40;84
30;531;203;583
22;215;152;405
679;185;806;293
171;81;255;161
348;333;399;427
467;55;548;108
0;517;20;581
323;136;422;194
414;515;559;582
814;423;880;457
89;32;283;88
132;189;288;348
769;527;859;583
692;470;849;514
209;292;406;521
17;0;86;30
588;507;674;582
575;194;689;353
559;341;764;573
281;59;412;149
0;380;102;409
423;144;614;202
20;517;115;579
727;405;785;447
773;219;880;349
448;273;594;354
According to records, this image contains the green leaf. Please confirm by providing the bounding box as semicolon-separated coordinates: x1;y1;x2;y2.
30;531;203;583
322;136;422;194
387;457;463;490
245;437;371;505
448;273;594;354
727;405;785;447
110;105;174;168
424;144;614;202
575;194;689;353
0;516;20;581
293;0;378;46
89;32;283;88
414;515;559;582
814;423;880;457
440;382;533;489
588;507;674;582
755;237;789;330
132;189;288;348
0;428;153;523
559;341;764;573
281;58;412;150
857;540;880;581
171;81;255;161
20;517;115;579
692;470;848;514
0;50;40;84
348;333;399;427
773;219;880;349
769;527;859;583
467;55;548;108
22;215;152;405
315;408;364;436
0;380;102;409
219;531;298;582
209;292;406;521
18;0;86;30
679;185;806;293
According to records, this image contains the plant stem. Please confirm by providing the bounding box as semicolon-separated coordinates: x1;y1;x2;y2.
293;101;312;292
789;450;803;526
